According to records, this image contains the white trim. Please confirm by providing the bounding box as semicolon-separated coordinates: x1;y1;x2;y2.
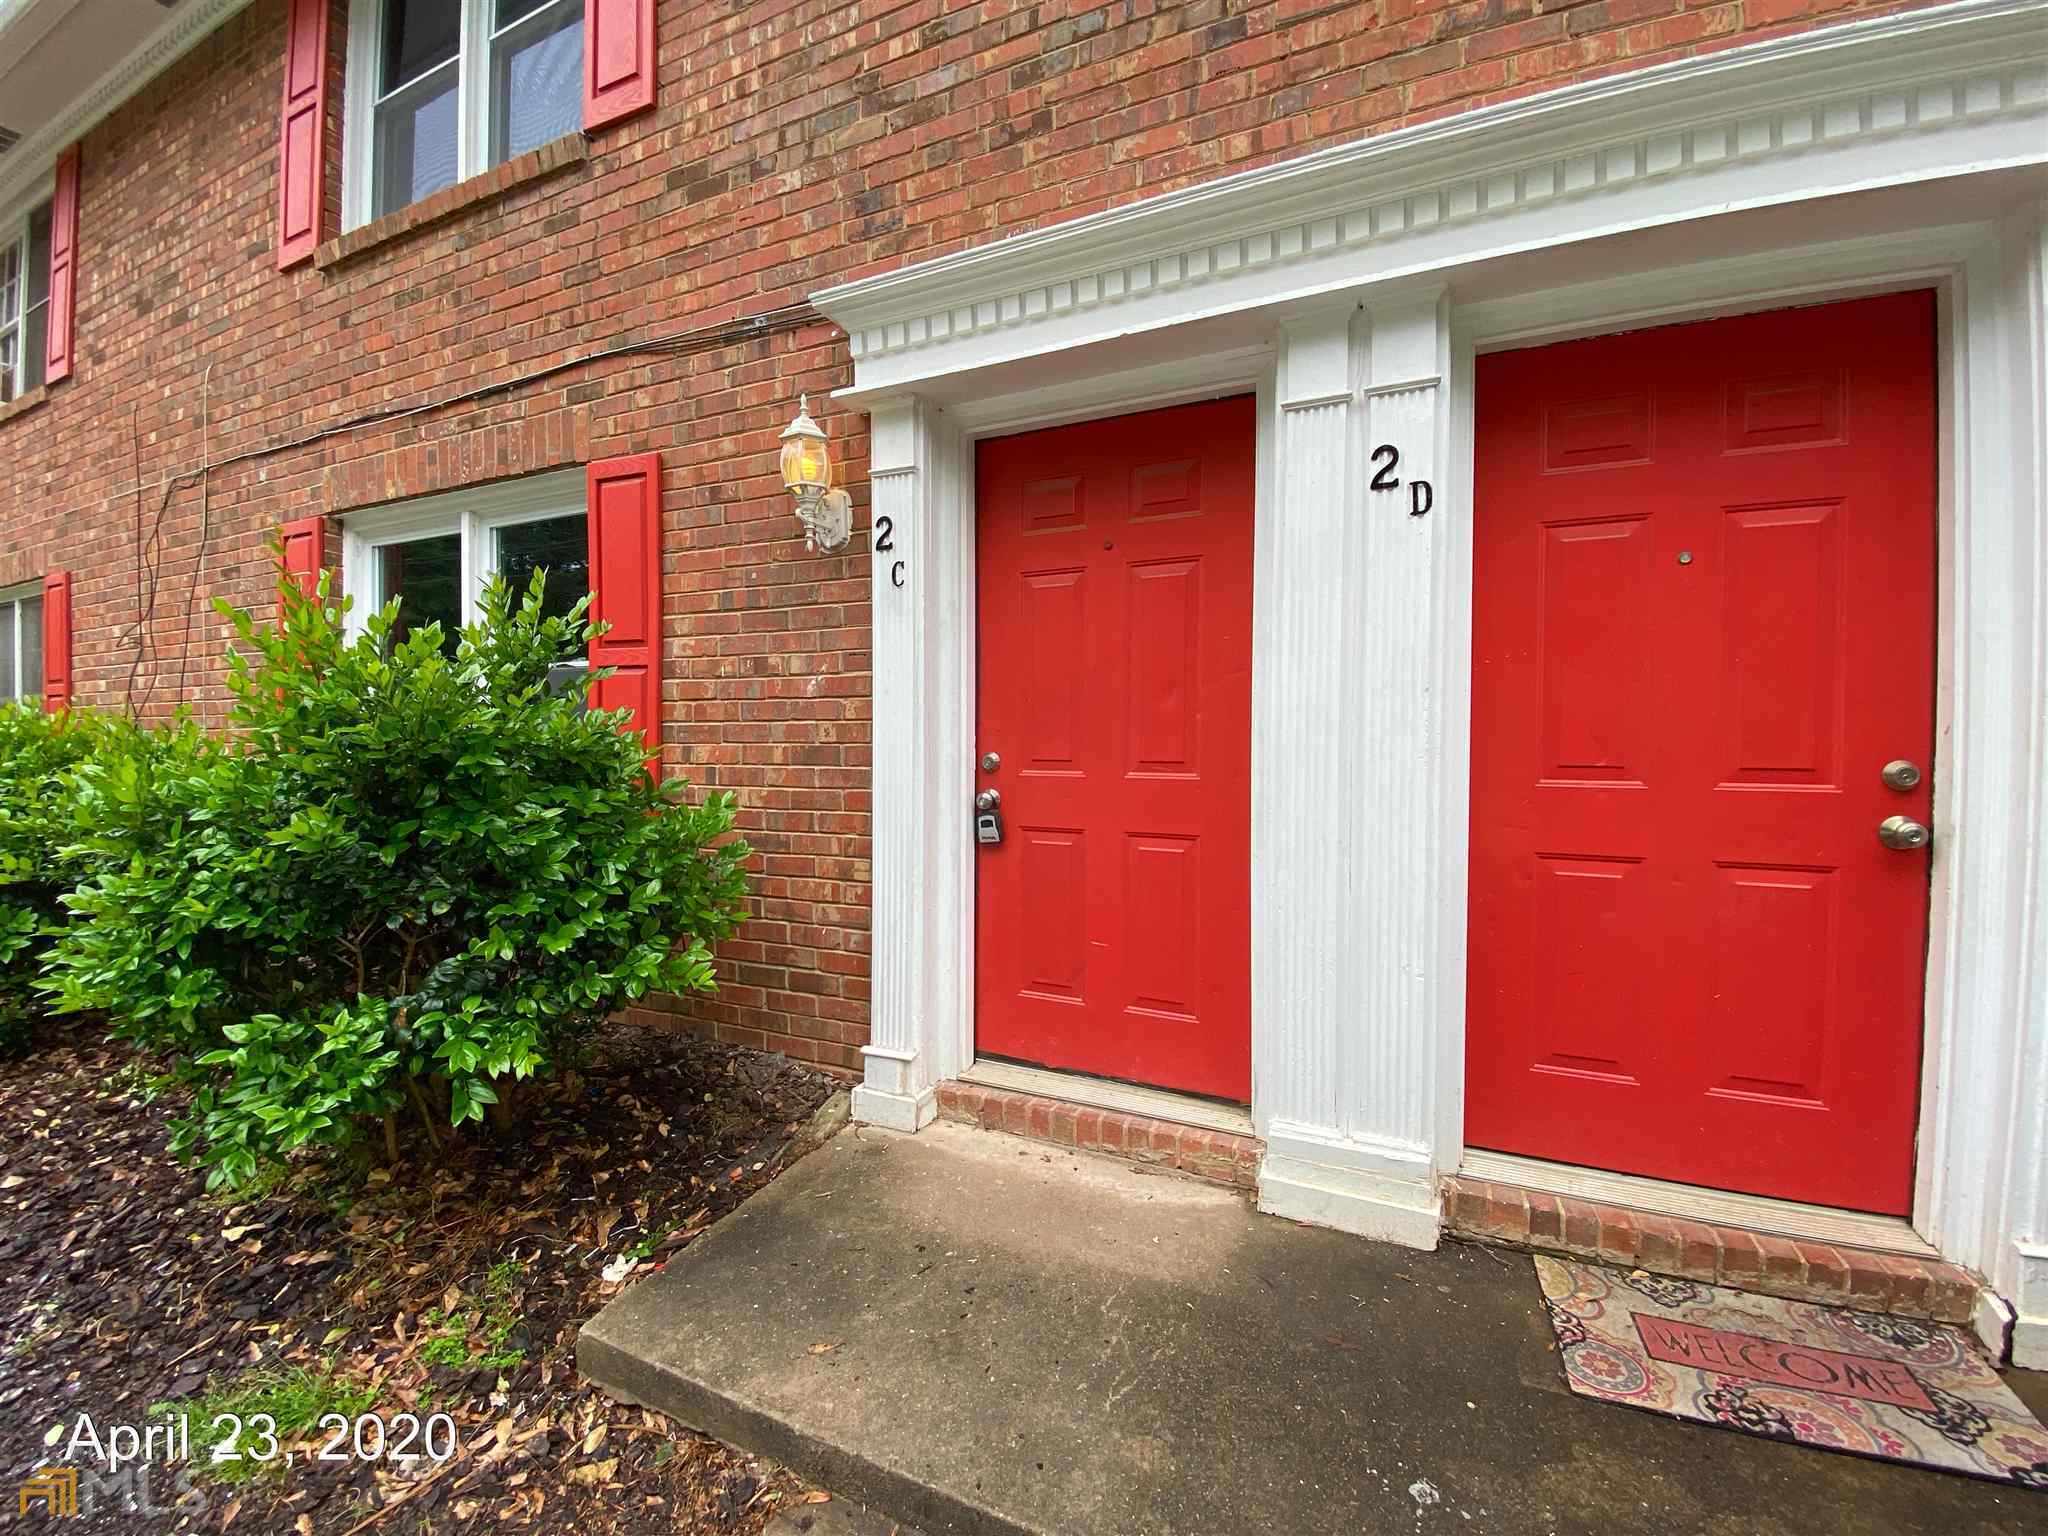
1458;1152;1940;1257
338;466;583;634
816;0;2045;400
0;0;257;219
960;1061;1255;1139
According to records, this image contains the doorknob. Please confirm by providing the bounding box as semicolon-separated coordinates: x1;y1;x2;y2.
1877;815;1930;851
976;789;1001;812
1880;759;1922;791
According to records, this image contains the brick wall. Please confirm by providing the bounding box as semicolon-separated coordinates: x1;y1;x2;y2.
0;0;1939;1072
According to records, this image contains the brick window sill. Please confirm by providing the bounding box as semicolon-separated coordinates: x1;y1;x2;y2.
0;386;48;430
315;133;590;271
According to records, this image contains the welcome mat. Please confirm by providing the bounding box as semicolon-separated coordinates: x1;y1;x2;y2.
1537;1254;2048;1487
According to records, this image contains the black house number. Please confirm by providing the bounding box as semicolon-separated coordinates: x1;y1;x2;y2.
1369;443;1434;517
874;516;906;587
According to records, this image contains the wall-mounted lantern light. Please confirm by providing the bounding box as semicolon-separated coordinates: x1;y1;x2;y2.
780;394;852;554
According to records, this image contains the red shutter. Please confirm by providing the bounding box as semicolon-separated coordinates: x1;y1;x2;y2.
279;514;327;613
276;0;330;269
586;453;662;775
41;571;72;712
583;0;656;132
44;145;79;385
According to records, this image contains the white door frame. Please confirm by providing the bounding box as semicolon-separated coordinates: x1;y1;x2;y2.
1443;221;2030;1278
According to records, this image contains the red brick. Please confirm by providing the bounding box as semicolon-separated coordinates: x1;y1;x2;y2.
1754;1233;1806;1292
1719;1231;1765;1284
1561;1200;1603;1255
1527;1190;1564;1243
1923;1263;1980;1323
1793;1242;1850;1297
1073;1107;1102;1150
1673;1220;1721;1281
1635;1214;1683;1275
1595;1206;1641;1264
1048;1103;1079;1146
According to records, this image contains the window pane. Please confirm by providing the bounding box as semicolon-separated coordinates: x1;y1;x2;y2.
378;533;463;656
382;0;461;91
0;238;19;325
491;3;582;165
373;67;461;218
0;330;16;407
0;603;15;701
23;204;51;395
19;596;40;702
495;515;590;626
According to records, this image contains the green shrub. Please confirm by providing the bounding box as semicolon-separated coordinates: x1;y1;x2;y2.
44;571;749;1184
0;702;118;1057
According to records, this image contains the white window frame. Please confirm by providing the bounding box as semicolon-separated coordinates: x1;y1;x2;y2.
338;469;586;642
341;0;583;231
0;176;52;403
0;580;45;704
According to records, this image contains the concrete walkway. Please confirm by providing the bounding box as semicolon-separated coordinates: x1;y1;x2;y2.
580;1122;2047;1536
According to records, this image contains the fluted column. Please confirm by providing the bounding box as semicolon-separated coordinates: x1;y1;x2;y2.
852;397;969;1131
1255;290;1449;1249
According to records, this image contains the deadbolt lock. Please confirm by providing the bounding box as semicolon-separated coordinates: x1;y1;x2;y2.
1881;759;1923;792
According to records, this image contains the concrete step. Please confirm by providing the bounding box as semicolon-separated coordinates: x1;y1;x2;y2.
580;1121;2046;1536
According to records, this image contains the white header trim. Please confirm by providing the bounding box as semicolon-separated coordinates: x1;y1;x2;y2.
815;0;2045;395
0;0;256;215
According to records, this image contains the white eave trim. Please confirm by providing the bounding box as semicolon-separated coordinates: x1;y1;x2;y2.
813;0;2047;394
0;0;257;213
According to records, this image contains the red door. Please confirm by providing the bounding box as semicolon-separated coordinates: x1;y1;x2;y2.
974;398;1255;1102
1466;292;1936;1214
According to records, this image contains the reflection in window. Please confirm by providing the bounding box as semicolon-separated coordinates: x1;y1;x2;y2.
0;590;44;702
495;514;590;626
378;533;463;655
492;0;583;163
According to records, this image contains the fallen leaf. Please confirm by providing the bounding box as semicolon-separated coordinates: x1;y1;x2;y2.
567;1457;618;1487
807;1341;841;1356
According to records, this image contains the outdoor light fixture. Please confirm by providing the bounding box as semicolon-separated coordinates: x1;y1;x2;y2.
780;394;852;554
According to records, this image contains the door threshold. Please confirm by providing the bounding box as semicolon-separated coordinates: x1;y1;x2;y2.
1458;1150;1937;1257
961;1059;1254;1139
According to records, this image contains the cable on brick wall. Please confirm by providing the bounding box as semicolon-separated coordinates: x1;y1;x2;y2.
114;300;827;709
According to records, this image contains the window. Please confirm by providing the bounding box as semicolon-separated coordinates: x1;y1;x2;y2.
340;471;590;660
348;0;583;224
0;584;44;703
0;200;51;404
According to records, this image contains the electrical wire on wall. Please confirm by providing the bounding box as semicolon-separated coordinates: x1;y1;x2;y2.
107;301;826;712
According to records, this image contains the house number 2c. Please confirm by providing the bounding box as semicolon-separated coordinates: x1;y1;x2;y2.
1369;444;1434;518
875;516;905;588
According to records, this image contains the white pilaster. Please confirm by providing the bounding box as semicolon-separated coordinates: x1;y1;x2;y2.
1254;292;1449;1249
1982;199;2048;1367
852;398;969;1132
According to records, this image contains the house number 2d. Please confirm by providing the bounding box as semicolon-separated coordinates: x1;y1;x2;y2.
875;516;905;587
1369;444;1434;517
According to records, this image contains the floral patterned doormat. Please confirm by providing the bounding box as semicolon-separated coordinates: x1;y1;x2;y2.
1537;1255;2048;1487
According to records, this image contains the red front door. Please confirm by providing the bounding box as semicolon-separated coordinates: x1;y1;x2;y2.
1466;292;1937;1214
974;397;1255;1102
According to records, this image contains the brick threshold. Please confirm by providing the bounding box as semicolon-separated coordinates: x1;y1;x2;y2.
1441;1173;1982;1325
935;1080;1261;1189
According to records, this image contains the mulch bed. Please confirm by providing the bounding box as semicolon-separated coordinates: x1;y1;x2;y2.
0;1014;845;1533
